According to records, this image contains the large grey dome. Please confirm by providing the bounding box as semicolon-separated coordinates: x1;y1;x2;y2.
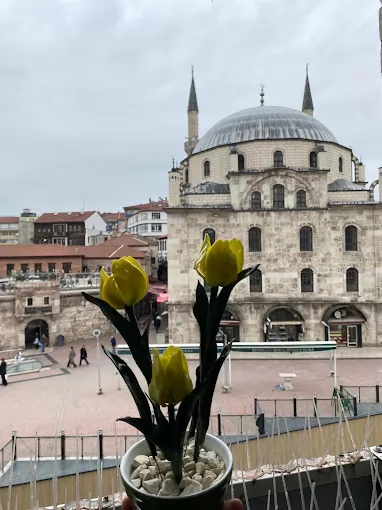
193;105;338;154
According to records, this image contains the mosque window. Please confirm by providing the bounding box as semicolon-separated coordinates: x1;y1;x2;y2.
250;269;262;293
296;190;307;209
301;268;314;292
309;151;317;168
203;160;210;177
202;228;215;244
251;191;261;209
345;226;358;251
346;268;359;292
300;226;313;252
238;154;245;171
339;157;343;173
184;167;189;183
248;227;261;252
273;151;284;168
273;184;285;209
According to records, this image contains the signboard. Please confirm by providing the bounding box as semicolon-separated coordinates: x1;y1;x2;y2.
25;306;52;315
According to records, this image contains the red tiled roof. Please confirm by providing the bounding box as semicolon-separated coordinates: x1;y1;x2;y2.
0;216;19;224
35;211;96;224
124;200;168;211
0;244;83;258
101;212;125;222
103;233;149;247
80;245;144;259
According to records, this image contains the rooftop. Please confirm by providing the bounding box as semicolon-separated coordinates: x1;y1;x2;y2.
0;216;20;224
35;211;96;224
124;200;168;212
101;212;125;222
328;179;367;192
0;244;82;258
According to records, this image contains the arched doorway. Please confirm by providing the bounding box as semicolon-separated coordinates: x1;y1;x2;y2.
219;309;240;342
265;307;305;342
322;305;366;347
25;319;49;348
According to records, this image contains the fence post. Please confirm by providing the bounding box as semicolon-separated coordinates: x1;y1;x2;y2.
11;430;17;461
314;393;318;418
377;383;380;404
293;394;297;417
254;396;258;415
274;400;277;417
256;413;265;435
61;430;65;460
353;396;358;417
98;429;104;460
217;410;222;436
339;383;343;394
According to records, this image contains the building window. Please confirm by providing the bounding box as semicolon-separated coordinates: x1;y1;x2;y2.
346;268;359;292
152;213;161;220
21;263;29;273
251;191;261;210
273;184;285;209
48;263;56;273
250;269;262;292
345;226;358;251
151;257;156;265
151;224;162;232
273;151;284;168
301;268;313;292
53;238;66;245
63;263;72;273
34;263;42;273
53;224;67;233
184;168;189;183
296;190;307;209
339;157;343;173
6;264;14;276
27;297;33;306
248;227;261;252
203;160;210;177
44;297;50;305
203;228;215;245
300;226;313;251
309;151;317;168
238;154;245;171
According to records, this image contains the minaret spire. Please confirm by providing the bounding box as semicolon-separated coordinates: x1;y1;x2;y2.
302;64;314;116
260;84;265;106
185;66;199;155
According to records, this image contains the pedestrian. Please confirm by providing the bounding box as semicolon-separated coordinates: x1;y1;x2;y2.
0;357;7;386
111;335;117;354
154;314;162;334
40;333;47;353
79;345;89;365
34;332;40;350
67;346;77;368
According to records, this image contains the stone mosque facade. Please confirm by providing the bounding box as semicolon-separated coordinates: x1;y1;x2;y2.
167;70;382;348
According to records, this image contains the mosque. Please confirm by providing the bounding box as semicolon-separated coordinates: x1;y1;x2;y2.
167;69;382;348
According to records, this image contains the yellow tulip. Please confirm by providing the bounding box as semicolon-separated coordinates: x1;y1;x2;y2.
149;346;193;406
99;257;149;308
194;235;244;287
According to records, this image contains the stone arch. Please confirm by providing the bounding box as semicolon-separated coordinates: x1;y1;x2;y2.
25;318;50;348
322;305;366;346
264;305;305;342
369;179;379;201
220;308;241;342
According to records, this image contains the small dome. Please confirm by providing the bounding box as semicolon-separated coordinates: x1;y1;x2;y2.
193;105;338;154
328;179;366;191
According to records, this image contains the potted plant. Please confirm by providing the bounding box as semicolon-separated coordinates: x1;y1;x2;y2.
83;235;258;510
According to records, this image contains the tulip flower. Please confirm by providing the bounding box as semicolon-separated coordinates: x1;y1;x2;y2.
149;346;193;406
99;256;149;308
194;235;244;287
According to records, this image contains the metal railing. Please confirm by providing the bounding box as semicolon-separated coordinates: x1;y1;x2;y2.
254;395;343;418
0;273;101;293
342;384;381;404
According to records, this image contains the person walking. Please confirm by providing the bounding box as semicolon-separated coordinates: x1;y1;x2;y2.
154;314;162;334
34;332;40;350
110;335;117;354
67;346;77;368
40;333;47;353
79;345;89;365
0;357;7;386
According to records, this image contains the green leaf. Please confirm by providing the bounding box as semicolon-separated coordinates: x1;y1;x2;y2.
125;306;152;384
187;365;201;441
193;283;209;365
175;376;206;453
194;342;233;461
82;293;152;383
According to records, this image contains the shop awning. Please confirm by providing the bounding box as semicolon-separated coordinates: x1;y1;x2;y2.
156;293;168;303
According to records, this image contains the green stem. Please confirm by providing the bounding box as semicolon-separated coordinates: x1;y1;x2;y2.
168;404;182;483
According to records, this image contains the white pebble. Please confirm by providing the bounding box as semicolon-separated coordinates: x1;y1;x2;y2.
131;464;147;480
201;475;215;490
157;460;172;474
211;467;223;475
139;487;148;493
159;478;179;496
211;471;225;486
132;478;141;489
204;470;217;480
139;469;153;482
195;462;205;475
148;465;158;475
183;455;193;464
207;457;221;469
180;482;202;496
143;478;160;495
164;471;174;479
184;461;195;472
133;455;150;468
149;457;156;466
192;473;203;482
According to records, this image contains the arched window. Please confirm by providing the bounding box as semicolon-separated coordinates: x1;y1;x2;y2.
274;151;284;168
346;268;359;292
251;191;261;210
202;228;215;245
250;269;262;292
345;226;358;251
300;226;313;251
309;151;317;168
203;160;210;177
296;190;307;209
339;157;343;173
301;268;313;292
273;184;285;209
184;168;189;183
248;227;261;252
238;154;245;171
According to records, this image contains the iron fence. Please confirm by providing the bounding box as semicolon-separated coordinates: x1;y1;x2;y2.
0;272;101;293
254;395;340;418
342;384;380;404
0;440;12;472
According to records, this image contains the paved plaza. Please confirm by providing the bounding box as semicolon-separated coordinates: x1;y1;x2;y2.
1;338;382;449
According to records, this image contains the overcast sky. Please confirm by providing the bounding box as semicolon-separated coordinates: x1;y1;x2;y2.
0;0;380;215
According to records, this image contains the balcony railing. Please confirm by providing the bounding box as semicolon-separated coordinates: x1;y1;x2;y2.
0;273;101;294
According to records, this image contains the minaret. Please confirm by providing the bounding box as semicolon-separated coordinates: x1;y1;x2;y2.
184;66;199;156
302;64;314;117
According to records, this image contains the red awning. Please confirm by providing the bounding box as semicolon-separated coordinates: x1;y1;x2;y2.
156;293;168;303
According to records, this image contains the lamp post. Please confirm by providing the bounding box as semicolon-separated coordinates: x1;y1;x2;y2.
322;321;334;378
93;329;103;395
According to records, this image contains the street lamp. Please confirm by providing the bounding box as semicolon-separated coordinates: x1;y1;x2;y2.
322;321;334;378
93;329;103;395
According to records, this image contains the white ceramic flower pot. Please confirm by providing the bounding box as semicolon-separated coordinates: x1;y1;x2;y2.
120;434;233;510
